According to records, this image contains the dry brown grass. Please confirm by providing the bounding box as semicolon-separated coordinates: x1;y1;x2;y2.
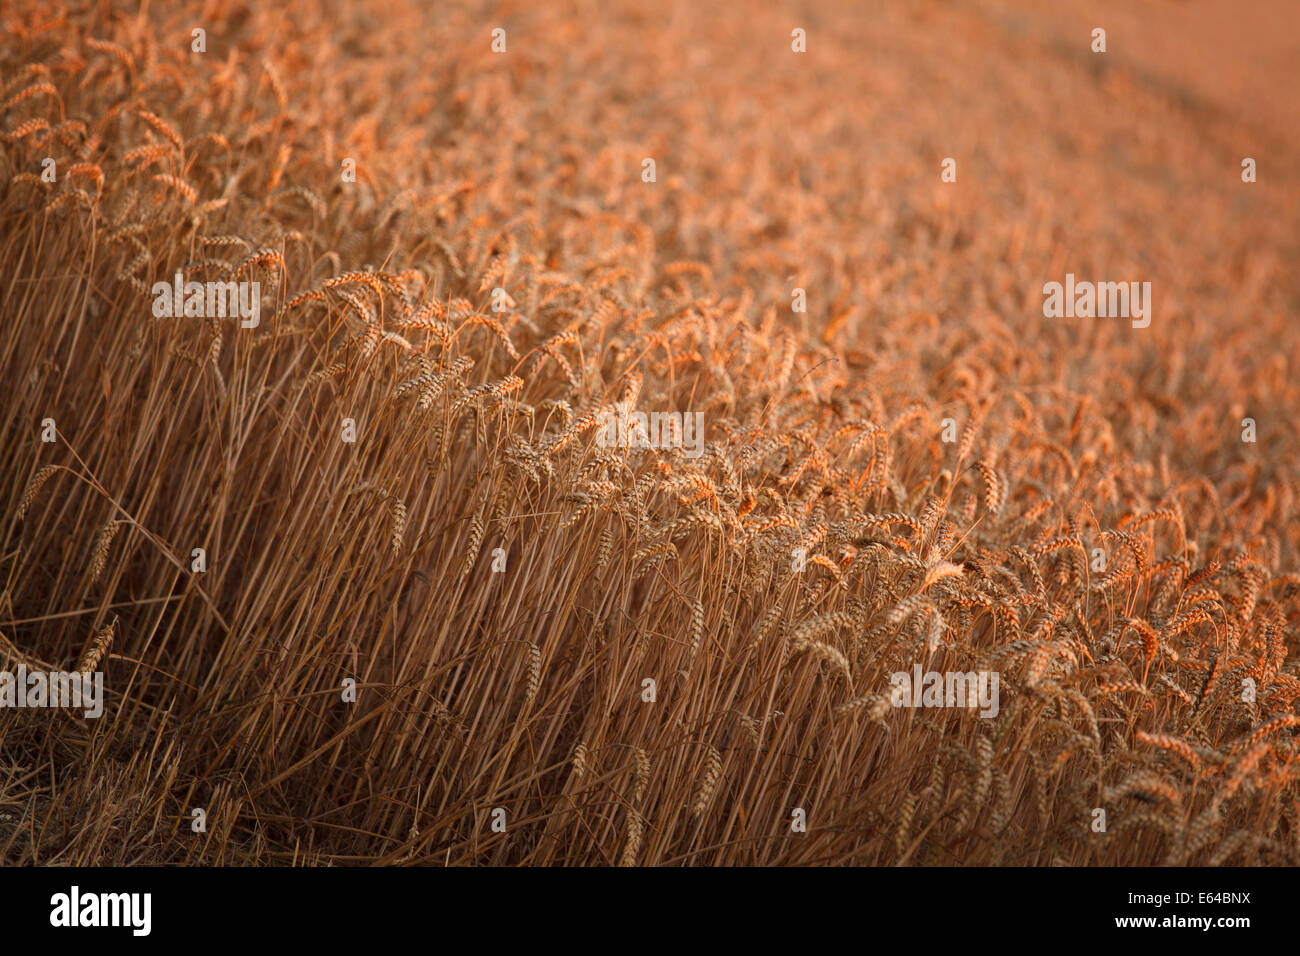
2;0;1299;865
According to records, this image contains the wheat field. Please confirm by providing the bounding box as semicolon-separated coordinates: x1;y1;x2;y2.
2;0;1299;866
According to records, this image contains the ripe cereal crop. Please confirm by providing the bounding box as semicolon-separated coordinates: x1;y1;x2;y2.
1;0;1299;868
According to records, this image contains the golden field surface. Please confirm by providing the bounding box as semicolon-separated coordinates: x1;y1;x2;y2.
2;0;1299;865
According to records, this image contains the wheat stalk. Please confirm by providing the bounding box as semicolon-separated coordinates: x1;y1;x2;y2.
77;617;117;673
